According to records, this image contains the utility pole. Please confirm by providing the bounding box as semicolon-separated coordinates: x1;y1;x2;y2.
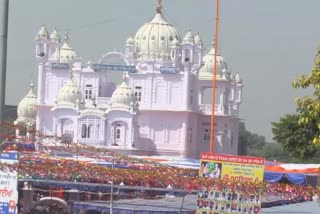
209;0;220;154
110;157;114;214
0;0;9;121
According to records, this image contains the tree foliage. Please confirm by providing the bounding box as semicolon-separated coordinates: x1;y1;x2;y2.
292;48;320;144
238;122;266;156
272;114;320;160
238;122;298;162
271;48;320;161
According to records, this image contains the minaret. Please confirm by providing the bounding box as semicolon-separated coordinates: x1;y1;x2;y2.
35;25;50;104
0;0;9;121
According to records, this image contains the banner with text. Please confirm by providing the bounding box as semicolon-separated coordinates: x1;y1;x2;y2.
0;152;19;214
196;153;265;214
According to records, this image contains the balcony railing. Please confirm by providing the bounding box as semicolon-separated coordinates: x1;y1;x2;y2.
199;104;228;115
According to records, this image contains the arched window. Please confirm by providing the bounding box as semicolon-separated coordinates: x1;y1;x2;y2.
81;124;87;138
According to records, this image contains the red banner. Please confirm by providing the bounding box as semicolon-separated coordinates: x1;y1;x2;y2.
200;153;265;165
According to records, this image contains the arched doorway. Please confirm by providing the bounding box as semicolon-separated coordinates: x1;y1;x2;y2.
111;121;127;146
56;118;74;141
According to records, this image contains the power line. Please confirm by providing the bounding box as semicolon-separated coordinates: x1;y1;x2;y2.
56;9;146;33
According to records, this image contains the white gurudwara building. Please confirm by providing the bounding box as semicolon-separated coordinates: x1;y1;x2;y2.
15;2;243;158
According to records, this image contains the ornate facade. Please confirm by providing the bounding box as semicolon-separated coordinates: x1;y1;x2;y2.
15;2;243;158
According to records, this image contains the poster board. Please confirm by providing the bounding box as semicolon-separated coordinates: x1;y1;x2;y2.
197;153;264;214
0;152;19;214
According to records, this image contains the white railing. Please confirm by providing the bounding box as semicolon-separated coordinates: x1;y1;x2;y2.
199;104;228;115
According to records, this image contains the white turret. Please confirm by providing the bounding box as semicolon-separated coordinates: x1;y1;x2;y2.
35;25;50;60
56;75;82;108
35;25;49;40
109;73;138;112
199;36;228;80
15;83;37;127
182;31;194;44
50;29;60;43
170;38;180;66
52;33;78;66
125;36;136;63
193;33;204;66
181;31;196;64
194;33;203;48
49;28;61;60
235;73;242;84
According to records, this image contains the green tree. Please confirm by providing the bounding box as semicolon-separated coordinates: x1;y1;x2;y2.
271;47;320;161
239;122;301;162
0;118;16;142
272;114;320;160
238;122;266;156
292;47;320;145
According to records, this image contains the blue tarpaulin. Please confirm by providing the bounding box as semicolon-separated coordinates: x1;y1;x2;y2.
264;172;308;185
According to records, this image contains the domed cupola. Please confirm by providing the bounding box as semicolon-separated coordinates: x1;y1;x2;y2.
110;74;137;111
50;29;60;43
16;83;37;125
199;37;229;80
52;33;78;65
134;1;180;60
56;77;82;108
35;25;49;40
194;33;203;47
171;38;180;48
126;36;134;45
182;31;194;44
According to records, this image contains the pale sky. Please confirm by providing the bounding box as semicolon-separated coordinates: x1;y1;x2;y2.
3;0;320;141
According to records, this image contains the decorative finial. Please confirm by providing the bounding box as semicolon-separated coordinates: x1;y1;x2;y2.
156;0;162;14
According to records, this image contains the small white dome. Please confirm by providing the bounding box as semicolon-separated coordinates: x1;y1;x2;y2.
59;33;78;65
36;25;49;40
126;36;134;45
134;6;180;60
56;78;82;107
230;73;236;82
194;33;203;47
235;73;242;83
170;38;180;48
110;81;137;110
182;31;194;44
199;46;228;79
16;84;37;125
50;29;60;43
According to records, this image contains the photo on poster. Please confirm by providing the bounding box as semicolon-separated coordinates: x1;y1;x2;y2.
200;161;222;179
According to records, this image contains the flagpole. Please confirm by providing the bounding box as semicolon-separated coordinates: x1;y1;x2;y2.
209;0;220;154
0;0;9;122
